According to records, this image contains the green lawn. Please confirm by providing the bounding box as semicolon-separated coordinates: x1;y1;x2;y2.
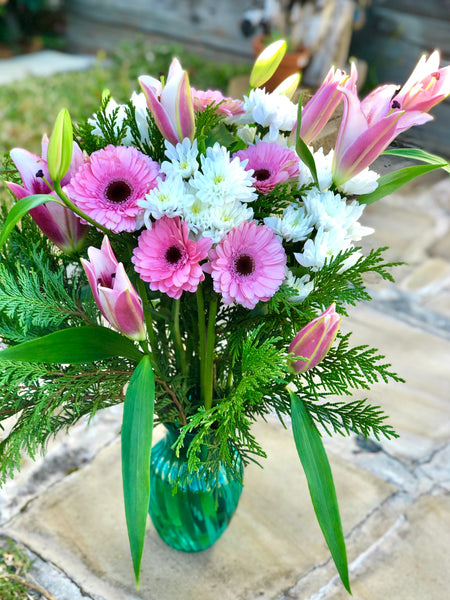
0;39;250;155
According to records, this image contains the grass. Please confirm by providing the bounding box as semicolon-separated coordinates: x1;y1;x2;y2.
0;536;59;600
0;38;250;155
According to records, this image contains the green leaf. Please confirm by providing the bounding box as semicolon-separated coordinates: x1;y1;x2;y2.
383;147;450;173
121;354;155;585
0;195;56;250
290;391;351;593
357;162;444;205
295;98;319;187
0;326;143;363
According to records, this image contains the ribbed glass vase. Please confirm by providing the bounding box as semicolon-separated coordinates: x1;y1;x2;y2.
149;425;243;552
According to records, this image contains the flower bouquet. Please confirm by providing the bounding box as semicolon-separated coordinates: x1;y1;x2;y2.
0;42;449;592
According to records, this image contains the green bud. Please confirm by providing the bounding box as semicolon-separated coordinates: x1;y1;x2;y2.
47;108;73;183
101;88;111;105
273;72;302;99
249;39;287;89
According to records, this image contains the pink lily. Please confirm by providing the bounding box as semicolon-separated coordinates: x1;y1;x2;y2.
81;236;146;341
332;85;431;186
289;304;341;373
6;139;88;254
139;58;195;145
292;63;358;145
394;50;450;113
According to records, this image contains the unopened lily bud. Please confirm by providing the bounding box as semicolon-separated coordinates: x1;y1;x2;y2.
81;236;146;341
274;72;301;99
47;108;73;183
289;304;341;373
249;39;287;89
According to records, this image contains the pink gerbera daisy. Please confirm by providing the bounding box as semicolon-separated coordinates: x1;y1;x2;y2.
208;220;286;309
66;145;160;233
132;216;212;299
233;142;299;195
191;88;245;117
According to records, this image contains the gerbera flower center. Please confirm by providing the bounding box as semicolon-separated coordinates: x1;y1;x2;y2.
234;253;255;277
105;180;133;204
165;245;183;265
254;168;271;181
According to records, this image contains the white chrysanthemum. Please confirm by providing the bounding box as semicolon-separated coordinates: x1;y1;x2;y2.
237;125;257;145
283;270;314;303
131;91;151;145
201;202;254;243
298;147;334;191
294;228;350;271
302;189;373;242
303;189;357;228
161;138;199;179
264;205;314;242
138;176;194;225
181;196;211;234
238;88;297;141
337;167;380;195
190;143;257;206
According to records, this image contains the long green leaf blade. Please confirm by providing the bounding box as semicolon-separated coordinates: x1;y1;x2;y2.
0;326;143;363
295;98;319;187
383;147;450;173
290;391;351;593
121;354;155;585
0;194;55;250
357;162;444;205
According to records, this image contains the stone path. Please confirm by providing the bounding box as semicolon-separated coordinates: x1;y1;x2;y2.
0;61;449;598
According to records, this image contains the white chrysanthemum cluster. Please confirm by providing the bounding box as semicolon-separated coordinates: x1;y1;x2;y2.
139;140;257;243
232;88;298;142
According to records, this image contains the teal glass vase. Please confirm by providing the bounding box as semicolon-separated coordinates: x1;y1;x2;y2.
149;425;243;552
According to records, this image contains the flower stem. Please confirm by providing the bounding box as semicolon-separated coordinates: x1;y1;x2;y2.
172;298;187;377
204;295;218;411
136;276;158;360
53;181;111;235
196;287;207;404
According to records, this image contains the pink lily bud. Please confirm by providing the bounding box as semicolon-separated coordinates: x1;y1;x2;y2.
81;236;146;341
289;304;341;373
298;63;358;145
139;58;195;145
6;144;88;254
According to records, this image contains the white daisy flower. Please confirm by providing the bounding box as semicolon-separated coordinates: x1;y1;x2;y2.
264;205;314;242
202;202;254;243
294;228;350;271
238;88;297;141
161;138;199;180
131;91;151;145
283;270;314;303
298;147;334;191
138;176;194;225
302;190;373;242
237;125;257;145
190;143;257;207
337;167;380;195
182;196;213;234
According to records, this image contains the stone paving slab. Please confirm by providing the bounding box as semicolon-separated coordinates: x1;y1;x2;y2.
3;420;396;600
306;491;450;600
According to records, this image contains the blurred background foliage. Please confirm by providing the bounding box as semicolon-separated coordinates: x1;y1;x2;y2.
0;37;249;155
